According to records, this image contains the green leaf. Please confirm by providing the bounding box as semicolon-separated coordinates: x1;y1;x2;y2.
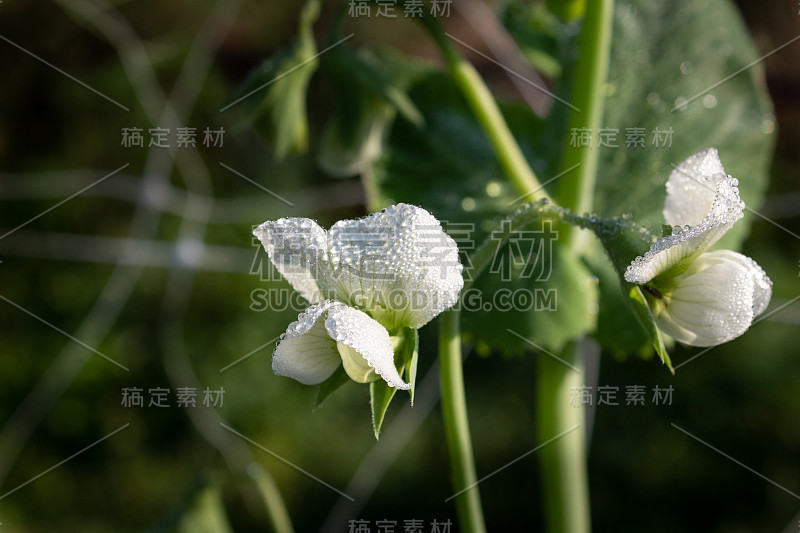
226;0;321;160
401;328;419;405
628;286;673;373
581;238;650;356
318;47;429;177
369;327;418;438
370;377;397;440
317;79;395;178
314;365;351;409
545;0;585;21
574;214;657;275
502;1;572;79
324;46;425;128
594;0;774;248
463;234;598;354
566;213;674;361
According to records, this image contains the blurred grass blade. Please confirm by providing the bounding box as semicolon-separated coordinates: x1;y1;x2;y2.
145;481;234;533
253;468;296;533
176;484;234;533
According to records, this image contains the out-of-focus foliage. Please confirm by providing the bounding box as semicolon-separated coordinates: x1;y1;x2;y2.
0;0;798;531
371;0;774;358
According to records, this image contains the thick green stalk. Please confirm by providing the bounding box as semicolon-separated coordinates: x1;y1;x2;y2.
556;0;615;252
536;342;590;533
539;3;614;533
421;18;550;203
439;310;486;533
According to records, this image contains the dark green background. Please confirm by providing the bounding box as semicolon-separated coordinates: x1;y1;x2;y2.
0;0;798;531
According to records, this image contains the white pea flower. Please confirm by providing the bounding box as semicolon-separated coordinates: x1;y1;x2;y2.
624;149;772;347
254;203;463;389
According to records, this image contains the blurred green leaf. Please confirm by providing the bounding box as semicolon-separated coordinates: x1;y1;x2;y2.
324;46;425;128
318;95;394;178
593;0;774;248
502;1;573;79
227;0;321;159
318;47;428;177
545;0;586;21
317;62;394;178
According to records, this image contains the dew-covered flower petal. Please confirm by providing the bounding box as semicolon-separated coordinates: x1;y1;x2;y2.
664;148;728;227
624;177;744;285
255;204;463;330
322;203;463;330
253;217;326;303
325;304;410;390
272;300;342;385
652;250;771;347
743;254;772;316
272;300;410;389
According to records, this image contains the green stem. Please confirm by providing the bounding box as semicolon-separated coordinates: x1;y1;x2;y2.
540;3;614;533
556;0;615;252
536;342;590;533
361;167;383;213
421;17;550;203
439;309;487;533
